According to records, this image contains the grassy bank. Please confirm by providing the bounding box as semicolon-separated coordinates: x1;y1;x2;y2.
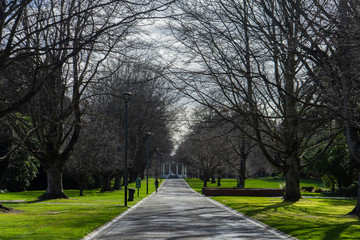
186;178;360;240
0;179;157;240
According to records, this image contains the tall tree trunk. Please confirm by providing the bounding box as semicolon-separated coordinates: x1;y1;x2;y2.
121;174;126;186
78;174;88;196
113;175;122;190
39;164;68;199
100;174;112;192
128;169;136;183
238;170;243;188
217;175;221;186
339;0;360;218
344;125;360;218
239;155;246;187
0;157;10;186
284;155;301;201
347;170;360;219
203;177;208;187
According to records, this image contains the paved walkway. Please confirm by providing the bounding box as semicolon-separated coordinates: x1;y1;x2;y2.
84;179;296;240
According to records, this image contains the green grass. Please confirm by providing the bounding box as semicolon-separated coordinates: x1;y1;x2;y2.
214;197;359;240
2;178;357;239
186;178;360;240
0;178;159;240
187;177;324;194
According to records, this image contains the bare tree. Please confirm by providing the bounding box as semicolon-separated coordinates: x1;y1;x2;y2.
178;133;224;188
168;0;337;201
175;107;235;187
224;121;256;188
64;98;123;195
4;0;175;200
0;1;58;117
64;55;177;195
104;58;177;183
277;0;360;217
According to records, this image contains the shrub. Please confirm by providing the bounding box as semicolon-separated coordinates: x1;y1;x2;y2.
336;182;358;198
0;152;39;192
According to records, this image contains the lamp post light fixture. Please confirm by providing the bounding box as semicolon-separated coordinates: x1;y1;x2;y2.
122;92;132;207
145;132;151;194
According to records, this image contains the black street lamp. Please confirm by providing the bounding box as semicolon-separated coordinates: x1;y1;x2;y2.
155;148;159;180
160;152;163;180
122;92;132;207
145;132;151;194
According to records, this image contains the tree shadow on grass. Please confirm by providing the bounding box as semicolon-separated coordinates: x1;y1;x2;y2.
227;200;295;217
26;198;51;204
322;220;360;240
318;199;356;206
0;198;47;208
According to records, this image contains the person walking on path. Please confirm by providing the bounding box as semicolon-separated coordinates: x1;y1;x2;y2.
155;178;159;193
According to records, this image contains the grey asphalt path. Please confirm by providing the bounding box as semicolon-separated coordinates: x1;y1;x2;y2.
84;179;296;240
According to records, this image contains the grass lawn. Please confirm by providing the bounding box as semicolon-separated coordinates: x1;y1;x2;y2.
0;178;159;240
186;178;360;240
187;177;324;194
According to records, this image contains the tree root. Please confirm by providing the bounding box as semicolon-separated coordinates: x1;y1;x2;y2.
0;203;22;213
347;206;360;219
37;192;69;200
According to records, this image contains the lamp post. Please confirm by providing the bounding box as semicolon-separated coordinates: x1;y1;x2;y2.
160;152;163;180
155;148;158;179
145;132;151;194
155;148;159;180
122;92;132;207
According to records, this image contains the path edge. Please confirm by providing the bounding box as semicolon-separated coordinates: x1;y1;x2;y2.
82;180;166;240
182;179;298;240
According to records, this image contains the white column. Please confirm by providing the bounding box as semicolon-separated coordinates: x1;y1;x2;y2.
176;163;179;175
169;163;171;175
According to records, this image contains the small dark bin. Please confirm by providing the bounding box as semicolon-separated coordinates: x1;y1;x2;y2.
128;188;135;201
